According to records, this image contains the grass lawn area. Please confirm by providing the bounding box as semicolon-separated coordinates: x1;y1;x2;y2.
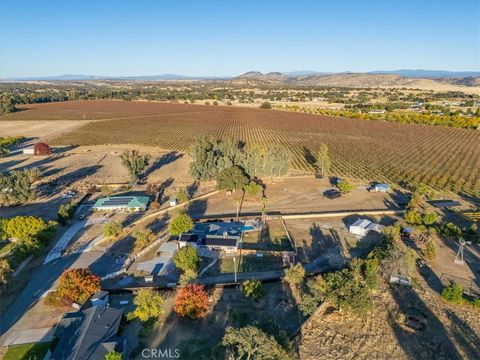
242;220;293;251
3;342;51;360
204;254;284;276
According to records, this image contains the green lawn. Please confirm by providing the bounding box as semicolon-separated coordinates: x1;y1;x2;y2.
3;342;51;360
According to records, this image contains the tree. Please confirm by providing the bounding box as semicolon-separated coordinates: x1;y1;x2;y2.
0;93;15;114
127;288;165;322
259;101;272;109
422;240;436;261
264;145;290;178
315;143;331;178
176;188;189;203
133;228;156;249
0;216;48;242
58;202;78;225
105;351;123;360
169;212;193;236
120;150;151;185
216;166;249;192
243;181;263;199
337;180;354;194
242;279;264;301
222;326;291;360
174;284;209;319
104;221;122;238
0;169;39;206
284;264;305;287
179;268;198;285
0;259;12;287
405;209;422;225
422;212;437;226
173;245;199;273
56;268;100;304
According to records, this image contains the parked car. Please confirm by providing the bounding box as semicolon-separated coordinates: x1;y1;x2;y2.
323;189;342;199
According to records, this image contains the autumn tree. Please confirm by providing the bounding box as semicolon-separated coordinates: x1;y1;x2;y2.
127;288;165;322
174;284;209;319
56;268;100;304
222;326;291;360
173;245;199;273
168;212;193;236
315;143;331;178
120;150;151;185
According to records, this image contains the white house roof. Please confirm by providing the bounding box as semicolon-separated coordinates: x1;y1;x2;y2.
351;219;372;229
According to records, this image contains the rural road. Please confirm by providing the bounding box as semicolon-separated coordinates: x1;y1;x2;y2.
0;249;120;345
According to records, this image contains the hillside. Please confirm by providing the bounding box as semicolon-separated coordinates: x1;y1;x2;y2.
295;288;480;360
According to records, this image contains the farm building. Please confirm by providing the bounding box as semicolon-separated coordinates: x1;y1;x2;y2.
370;183;390;192
22;147;34;155
34;142;52;155
92;195;149;212
349;219;385;237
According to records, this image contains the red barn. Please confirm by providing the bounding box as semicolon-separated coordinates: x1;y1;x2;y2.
34;143;52;155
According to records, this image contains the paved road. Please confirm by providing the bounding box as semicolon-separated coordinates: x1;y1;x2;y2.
0;250;115;345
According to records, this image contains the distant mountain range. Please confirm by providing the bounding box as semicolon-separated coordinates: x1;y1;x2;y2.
3;69;479;81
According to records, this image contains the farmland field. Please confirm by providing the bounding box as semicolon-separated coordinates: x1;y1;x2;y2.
3;100;480;196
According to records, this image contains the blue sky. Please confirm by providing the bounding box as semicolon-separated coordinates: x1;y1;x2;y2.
0;0;478;77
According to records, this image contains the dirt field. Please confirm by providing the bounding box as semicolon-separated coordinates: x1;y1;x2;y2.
2;100;478;195
296;287;480;360
0;120;85;139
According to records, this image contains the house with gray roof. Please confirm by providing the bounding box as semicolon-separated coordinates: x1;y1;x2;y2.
51;305;126;360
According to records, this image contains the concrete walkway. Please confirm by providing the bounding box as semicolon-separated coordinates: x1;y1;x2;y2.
1;327;54;346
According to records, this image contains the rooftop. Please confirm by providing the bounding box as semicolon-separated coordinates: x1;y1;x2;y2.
93;195;149;209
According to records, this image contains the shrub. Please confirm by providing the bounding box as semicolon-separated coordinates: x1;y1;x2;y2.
405;210;422;225
259;101;272;109
179;268;198;285
174;284;209;319
421;240;436;261
133;228;156;249
44;290;63;307
440;222;462;238
441;283;464;304
176;188;189;203
422;212;437;226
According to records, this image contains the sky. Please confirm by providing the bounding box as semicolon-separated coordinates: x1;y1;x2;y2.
0;0;479;78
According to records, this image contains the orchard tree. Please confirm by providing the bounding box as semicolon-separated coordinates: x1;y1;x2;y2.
222;326;290;360
127;288;165;322
56;268;100;304
169;212;193;236
173;245;199;273
120;150;151;185
174;284;209;319
315;143;331;178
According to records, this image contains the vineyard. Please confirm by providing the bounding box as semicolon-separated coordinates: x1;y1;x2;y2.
6;100;479;196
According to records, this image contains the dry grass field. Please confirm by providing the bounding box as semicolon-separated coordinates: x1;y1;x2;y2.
3;100;479;196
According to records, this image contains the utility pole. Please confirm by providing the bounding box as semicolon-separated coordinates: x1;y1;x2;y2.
233;256;237;283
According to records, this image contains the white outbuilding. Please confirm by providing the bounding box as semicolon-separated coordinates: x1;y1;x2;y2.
349;219;385;237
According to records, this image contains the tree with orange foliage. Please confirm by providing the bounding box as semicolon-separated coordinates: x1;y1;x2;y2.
174;284;209;319
56;268;100;304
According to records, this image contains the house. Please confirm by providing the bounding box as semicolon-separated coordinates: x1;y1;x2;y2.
198;235;240;253
370;183;390;192
92;195;149;212
349;219;384;237
51;306;126;360
136;242;178;275
90;290;109;307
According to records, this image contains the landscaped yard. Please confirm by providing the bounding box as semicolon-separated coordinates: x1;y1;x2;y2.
2;342;51;360
203;254;284;276
242;219;293;251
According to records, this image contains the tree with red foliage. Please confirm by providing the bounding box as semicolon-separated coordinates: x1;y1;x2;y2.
174;284;209;319
34;142;52;155
56;268;100;304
